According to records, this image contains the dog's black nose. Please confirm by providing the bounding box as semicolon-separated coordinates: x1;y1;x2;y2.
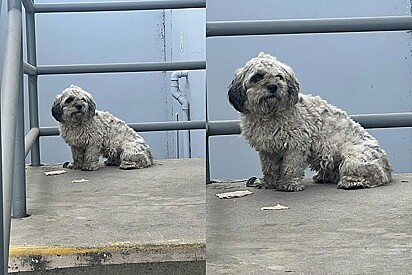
267;84;278;94
75;104;83;110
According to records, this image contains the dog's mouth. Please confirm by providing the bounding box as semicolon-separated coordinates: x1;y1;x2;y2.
264;94;277;100
71;110;83;116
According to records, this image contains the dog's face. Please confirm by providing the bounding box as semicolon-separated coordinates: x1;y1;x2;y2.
228;52;300;115
51;85;96;124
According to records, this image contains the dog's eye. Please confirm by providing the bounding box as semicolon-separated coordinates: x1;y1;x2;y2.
65;97;74;104
250;73;264;83
81;98;86;102
275;74;284;81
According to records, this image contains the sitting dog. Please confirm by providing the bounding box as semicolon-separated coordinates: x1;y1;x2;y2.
51;84;153;171
228;52;392;191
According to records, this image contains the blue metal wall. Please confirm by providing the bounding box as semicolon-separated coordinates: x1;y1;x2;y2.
207;0;412;179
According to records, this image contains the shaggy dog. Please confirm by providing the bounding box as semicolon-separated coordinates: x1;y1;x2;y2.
228;52;392;191
51;84;153;171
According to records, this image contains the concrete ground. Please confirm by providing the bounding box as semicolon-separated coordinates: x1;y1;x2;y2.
207;174;412;275
9;158;205;275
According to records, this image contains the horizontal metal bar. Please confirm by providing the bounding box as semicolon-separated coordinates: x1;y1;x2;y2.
351;113;412;129
129;121;206;132
36;61;206;75
25;127;40;156
23;62;36;75
207;113;412;136
35;112;412;138
22;0;34;13
39;121;207;136
207;16;412;37
34;0;205;13
207;120;240;136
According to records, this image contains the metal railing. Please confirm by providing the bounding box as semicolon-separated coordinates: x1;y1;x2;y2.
0;0;206;274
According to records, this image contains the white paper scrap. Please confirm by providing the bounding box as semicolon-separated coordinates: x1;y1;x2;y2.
216;190;253;199
261;204;290;211
72;179;90;183
44;170;67;176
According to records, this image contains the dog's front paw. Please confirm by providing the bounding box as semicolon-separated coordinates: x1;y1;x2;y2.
277;181;305;192
81;165;100;171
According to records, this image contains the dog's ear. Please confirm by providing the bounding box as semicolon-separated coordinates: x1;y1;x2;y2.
283;65;300;105
287;76;300;105
51;97;63;122
85;93;96;116
87;98;96;117
228;73;247;113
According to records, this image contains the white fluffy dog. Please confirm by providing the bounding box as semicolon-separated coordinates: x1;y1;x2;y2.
228;52;392;191
51;84;153;171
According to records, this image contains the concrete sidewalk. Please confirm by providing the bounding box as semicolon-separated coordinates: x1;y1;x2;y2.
9;158;205;274
207;174;412;275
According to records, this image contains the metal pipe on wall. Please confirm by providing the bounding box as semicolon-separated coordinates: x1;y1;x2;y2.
34;0;206;13
36;60;206;75
171;71;191;158
24;0;40;166
1;0;22;271
206;16;412;37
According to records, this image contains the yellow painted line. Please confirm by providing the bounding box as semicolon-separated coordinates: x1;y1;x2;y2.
9;243;205;257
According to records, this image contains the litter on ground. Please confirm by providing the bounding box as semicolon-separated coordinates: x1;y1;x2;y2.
261;204;290;211
216;190;253;199
44;170;67;176
71;179;90;183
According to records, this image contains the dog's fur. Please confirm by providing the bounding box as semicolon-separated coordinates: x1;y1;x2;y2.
228;52;392;191
51;84;153;171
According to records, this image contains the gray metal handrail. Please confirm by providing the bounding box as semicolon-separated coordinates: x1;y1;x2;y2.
207;113;412;136
36;61;206;75
0;0;22;272
207;16;412;37
33;0;206;13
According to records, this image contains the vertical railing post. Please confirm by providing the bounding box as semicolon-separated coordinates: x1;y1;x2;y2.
1;0;22;272
12;33;26;219
0;0;6;271
25;0;40;166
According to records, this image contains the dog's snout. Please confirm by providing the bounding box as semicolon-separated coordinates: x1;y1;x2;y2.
75;104;83;111
267;84;278;94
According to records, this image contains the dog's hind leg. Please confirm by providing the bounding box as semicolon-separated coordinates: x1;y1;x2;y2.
312;159;341;183
337;146;392;189
104;149;121;166
313;169;340;183
119;143;153;170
